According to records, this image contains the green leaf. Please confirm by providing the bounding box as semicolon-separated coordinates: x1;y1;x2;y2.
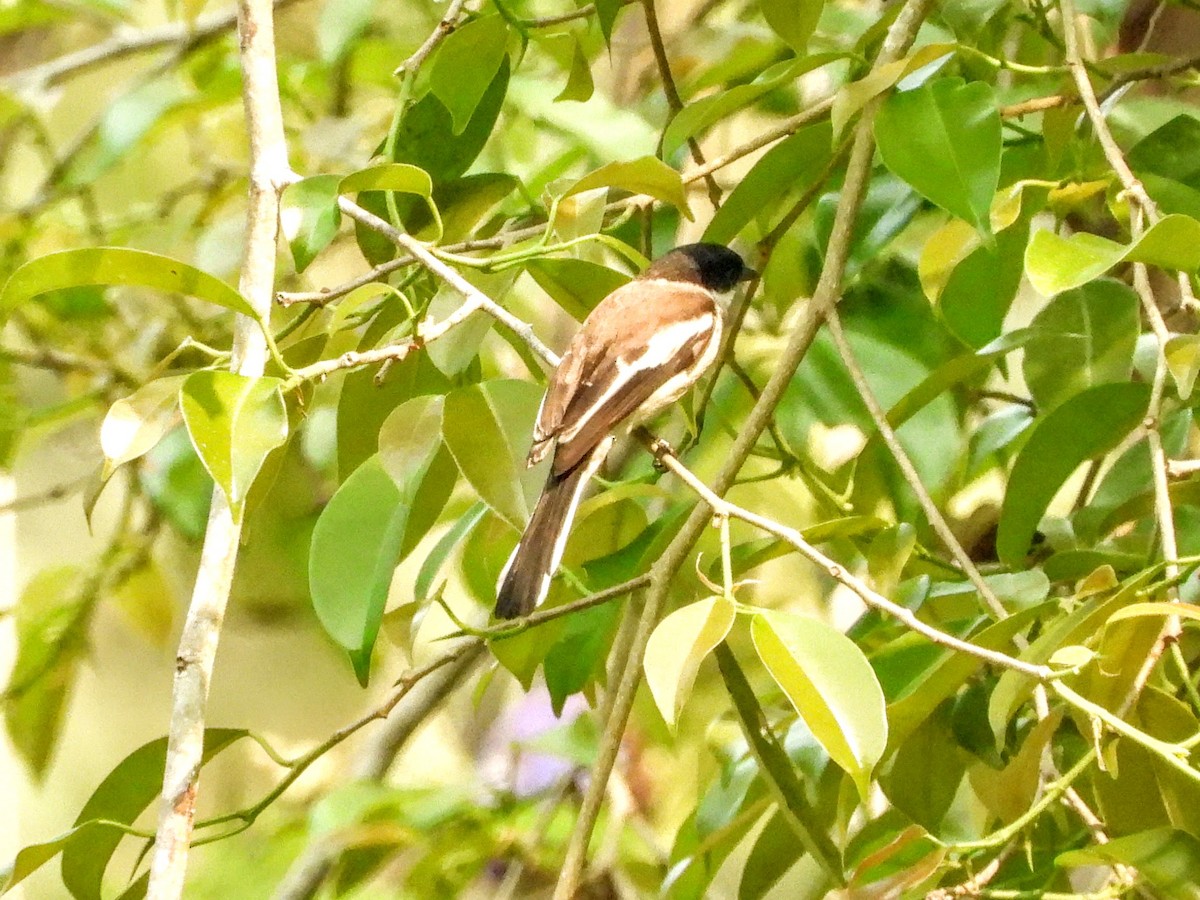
0;248;256;322
644;596;735;729
1021;279;1139;412
415;502;487;603
555;37;594;103
341;163;443;242
1;824;103;895
751;610;887;797
337;345;451;481
424;173;519;243
594;0;624;45
378;396;458;556
280;175;342;273
544;601;621;714
355;58;510;264
760;0;823;53
662;57;838;159
938;218;1030;348
1058;829;1200;899
1167;334;1200;400
830;42;956;136
440;380;544;530
311;455;401;682
339;163;433;200
527;257;629;320
386;56;509;184
179;372;288;518
429;15;509;134
1107;600;1200;625
1025;214;1200;296
60;729;248;900
738;808;803;900
311;417;454;684
875;78;1001;234
562;156;692;220
99;376;187;476
704;122;834;246
996;382;1151;566
4;567;88;777
884;604;1046;755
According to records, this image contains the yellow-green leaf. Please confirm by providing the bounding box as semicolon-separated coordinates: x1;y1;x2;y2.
751;610;887;798
644;596;736;728
562;156;692;220
0;248;256;322
99;376;187;476
179;371;288;519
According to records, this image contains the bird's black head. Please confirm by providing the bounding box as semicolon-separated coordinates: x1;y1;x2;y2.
642;243;755;292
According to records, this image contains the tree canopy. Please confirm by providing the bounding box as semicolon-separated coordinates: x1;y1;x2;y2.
6;0;1200;897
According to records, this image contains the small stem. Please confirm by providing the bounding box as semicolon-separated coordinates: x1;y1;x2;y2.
714;643;844;884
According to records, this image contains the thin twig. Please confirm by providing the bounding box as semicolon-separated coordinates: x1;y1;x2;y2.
649;438;1048;678
331;193;560;368
271;645;484;900
825;308;1008;620
392;0;469;76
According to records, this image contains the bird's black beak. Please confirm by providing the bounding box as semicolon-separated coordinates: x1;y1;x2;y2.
739;266;758;283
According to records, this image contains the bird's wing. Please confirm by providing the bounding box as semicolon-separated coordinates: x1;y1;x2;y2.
549;286;719;474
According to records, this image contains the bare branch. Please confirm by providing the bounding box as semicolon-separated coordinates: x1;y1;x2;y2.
147;0;289;894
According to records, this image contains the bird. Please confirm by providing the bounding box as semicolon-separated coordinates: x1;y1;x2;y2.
494;242;755;619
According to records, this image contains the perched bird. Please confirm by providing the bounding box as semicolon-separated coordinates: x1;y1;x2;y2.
494;243;755;619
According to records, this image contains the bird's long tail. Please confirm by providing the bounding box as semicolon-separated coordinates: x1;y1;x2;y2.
494;441;608;619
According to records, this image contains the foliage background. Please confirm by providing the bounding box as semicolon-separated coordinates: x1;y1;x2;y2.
7;0;1200;897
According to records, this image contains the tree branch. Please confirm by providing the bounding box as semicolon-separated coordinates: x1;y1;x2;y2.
147;0;289;894
825;308;1008;619
551;2;939;894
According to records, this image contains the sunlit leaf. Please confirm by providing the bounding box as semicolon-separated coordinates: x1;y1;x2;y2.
340;164;442;242
751;610;887;797
1025;214;1200;296
644;596;735;728
0;248;256;321
1166;334;1200;400
281;175;342;273
179;371;288;518
99;375;187;476
562;156;692;220
875;78;1001;234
